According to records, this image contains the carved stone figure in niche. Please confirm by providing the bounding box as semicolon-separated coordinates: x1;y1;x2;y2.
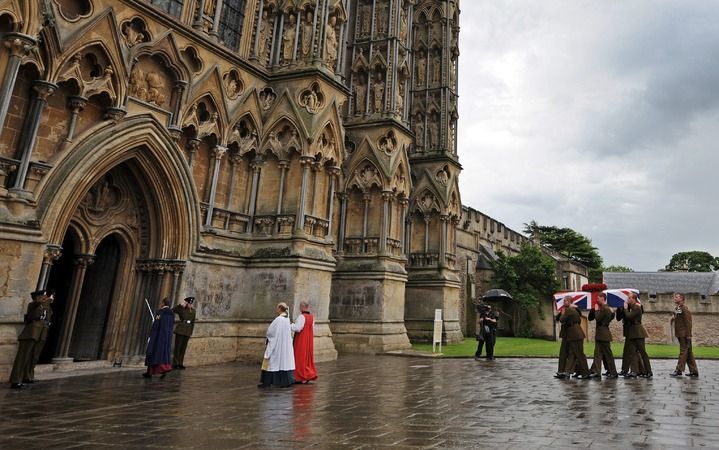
145;72;166;106
396;82;405;115
325;15;338;70
122;20;147;47
372;72;385;113
85;174;121;214
259;88;277;110
360;3;371;36
378;131;397;156
283;14;297;65
376;3;388;34
450;57;457;86
203;0;216;17
429;114;440;148
301;10;314;58
129;67;147;99
435;168;449;186
354;76;367;115
416;51;426;86
421;193;434;210
224;71;242;99
399;8;408;42
257;9;271;63
414;115;425;148
432;51;441;84
300;89;320;114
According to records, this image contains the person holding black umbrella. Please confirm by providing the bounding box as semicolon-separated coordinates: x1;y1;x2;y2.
475;303;498;360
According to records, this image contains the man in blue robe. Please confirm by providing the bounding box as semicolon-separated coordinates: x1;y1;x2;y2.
143;297;174;378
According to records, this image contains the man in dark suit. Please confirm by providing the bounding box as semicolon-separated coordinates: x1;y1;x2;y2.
670;293;698;377
172;296;196;370
9;290;53;389
588;292;617;378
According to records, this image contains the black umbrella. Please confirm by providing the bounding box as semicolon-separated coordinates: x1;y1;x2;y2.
481;289;513;301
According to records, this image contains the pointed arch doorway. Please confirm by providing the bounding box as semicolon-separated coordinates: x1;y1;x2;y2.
42;159;188;364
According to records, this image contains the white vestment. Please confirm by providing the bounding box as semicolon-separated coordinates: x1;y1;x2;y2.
264;314;295;372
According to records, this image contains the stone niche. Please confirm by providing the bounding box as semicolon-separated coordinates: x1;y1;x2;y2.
126;55;175;124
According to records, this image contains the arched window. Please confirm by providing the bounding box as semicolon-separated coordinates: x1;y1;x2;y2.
146;0;184;18
219;0;247;51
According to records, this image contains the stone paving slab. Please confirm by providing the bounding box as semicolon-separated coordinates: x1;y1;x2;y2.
0;356;717;449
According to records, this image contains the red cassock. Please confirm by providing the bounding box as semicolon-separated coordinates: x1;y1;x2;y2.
293;312;318;382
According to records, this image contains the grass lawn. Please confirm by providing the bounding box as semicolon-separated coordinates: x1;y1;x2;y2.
412;337;719;359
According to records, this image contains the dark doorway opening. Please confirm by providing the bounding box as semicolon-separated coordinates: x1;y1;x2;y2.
70;235;121;361
40;233;77;363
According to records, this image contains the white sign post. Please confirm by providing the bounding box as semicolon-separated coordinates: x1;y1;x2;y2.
432;309;443;353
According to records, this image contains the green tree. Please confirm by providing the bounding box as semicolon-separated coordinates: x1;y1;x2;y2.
604;265;633;273
490;243;560;337
665;251;719;272
524;220;604;282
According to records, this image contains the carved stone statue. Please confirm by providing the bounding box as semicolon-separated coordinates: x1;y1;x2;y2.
399;8;408;42
354;77;367;114
257;9;271;63
429;116;440;148
145;72;166;106
360;3;371;36
122;21;145;47
396;82;404;115
301;10;313;58
301;89;320;114
325;15;338;70
372;73;385;113
376;3;388;34
414;117;425;148
129;66;147;100
432;52;441;84
282;14;297;65
416;51;426;86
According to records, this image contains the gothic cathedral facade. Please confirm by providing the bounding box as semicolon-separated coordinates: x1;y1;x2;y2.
0;0;460;374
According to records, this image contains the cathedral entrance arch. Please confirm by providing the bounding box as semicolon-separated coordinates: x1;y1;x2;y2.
36;119;198;365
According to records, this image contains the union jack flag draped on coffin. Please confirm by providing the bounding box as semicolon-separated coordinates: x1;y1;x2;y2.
553;289;640;311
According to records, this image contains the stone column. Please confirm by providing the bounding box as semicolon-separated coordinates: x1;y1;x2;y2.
337;192;348;252
186;138;200;167
0;33;36;141
399;198;408;256
295;156;313;234
247;158;263;232
204;145;227;227
424;215;430;253
225;150;241;209
310;161;322;216
380;191;392;254
36;244;63;290
211;0;225;39
10;80;57;194
274;159;289;232
361;192;370;252
252;0;265;59
169;80;187;129
440;214;448;267
63;95;87;143
55;254;95;360
194;0;207;30
325;166;339;239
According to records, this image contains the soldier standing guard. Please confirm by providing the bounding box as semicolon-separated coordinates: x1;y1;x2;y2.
172;296;196;370
670;293;698;377
8;290;54;389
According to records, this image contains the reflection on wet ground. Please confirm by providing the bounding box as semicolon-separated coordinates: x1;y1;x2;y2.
1;356;717;449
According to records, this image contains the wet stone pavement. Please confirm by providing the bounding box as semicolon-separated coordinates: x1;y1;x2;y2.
1;356;718;449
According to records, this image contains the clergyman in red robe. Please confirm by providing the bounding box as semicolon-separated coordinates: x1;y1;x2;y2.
291;301;318;383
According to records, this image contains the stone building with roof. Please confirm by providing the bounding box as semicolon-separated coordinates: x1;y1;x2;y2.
603;271;719;345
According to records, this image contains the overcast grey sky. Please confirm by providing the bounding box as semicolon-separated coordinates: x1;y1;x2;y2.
456;0;719;271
